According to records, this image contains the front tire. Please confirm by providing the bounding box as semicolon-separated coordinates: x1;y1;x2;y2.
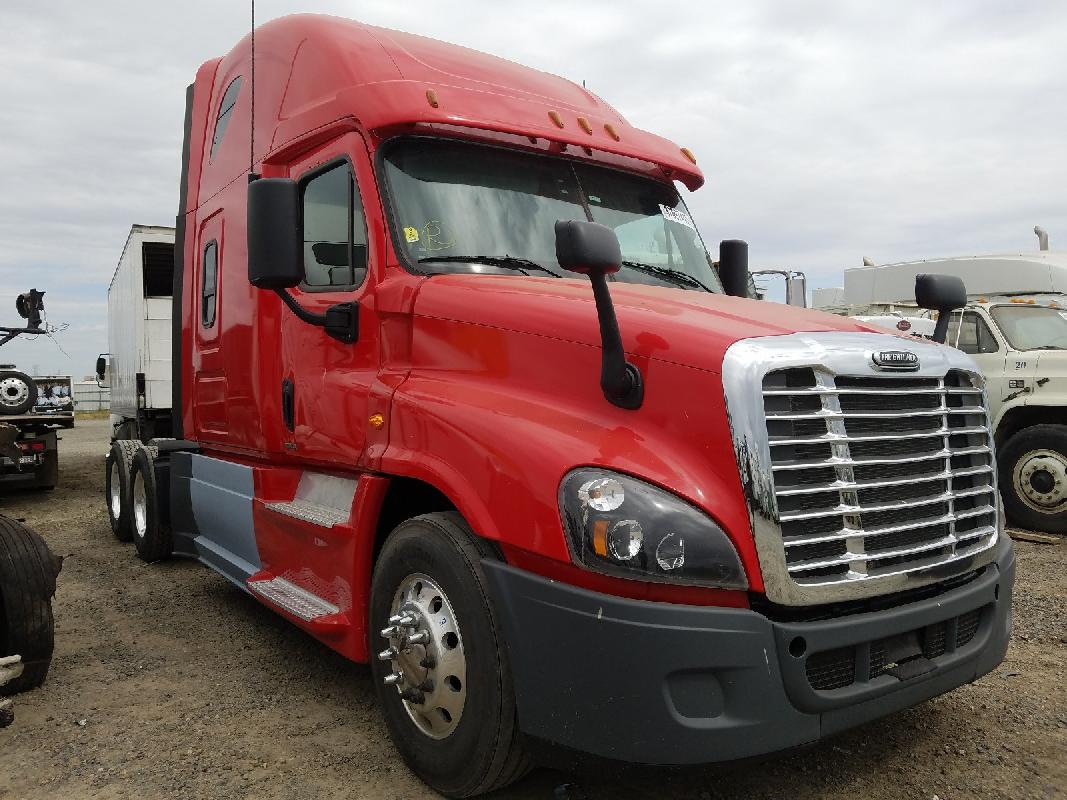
1000;424;1067;534
370;512;529;798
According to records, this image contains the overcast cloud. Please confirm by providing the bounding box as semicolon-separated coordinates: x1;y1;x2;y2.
0;0;1064;374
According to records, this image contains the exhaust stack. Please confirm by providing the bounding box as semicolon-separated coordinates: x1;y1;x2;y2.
1035;225;1049;251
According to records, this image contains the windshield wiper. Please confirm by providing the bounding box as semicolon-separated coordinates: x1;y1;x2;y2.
417;255;561;277
619;261;715;293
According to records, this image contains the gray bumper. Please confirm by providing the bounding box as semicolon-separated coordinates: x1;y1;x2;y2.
483;537;1014;765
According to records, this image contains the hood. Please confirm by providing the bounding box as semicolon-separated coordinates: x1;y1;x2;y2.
414;275;885;372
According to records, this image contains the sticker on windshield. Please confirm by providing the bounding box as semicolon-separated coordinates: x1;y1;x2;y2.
403;226;420;243
420;220;454;252
659;204;695;230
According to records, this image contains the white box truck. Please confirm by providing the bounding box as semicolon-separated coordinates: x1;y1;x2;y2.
97;225;174;441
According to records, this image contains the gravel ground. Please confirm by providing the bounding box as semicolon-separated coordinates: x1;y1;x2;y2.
0;417;1064;800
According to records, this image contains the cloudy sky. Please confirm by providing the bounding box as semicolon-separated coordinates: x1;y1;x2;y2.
0;1;1064;375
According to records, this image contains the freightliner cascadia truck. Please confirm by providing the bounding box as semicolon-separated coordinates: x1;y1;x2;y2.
102;15;1014;797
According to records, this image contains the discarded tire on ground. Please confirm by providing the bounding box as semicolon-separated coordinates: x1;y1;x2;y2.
0;514;62;695
0;370;36;416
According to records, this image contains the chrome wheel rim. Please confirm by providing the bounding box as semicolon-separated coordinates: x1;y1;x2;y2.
109;460;122;519
132;469;147;539
1013;448;1067;514
378;573;466;739
0;377;28;410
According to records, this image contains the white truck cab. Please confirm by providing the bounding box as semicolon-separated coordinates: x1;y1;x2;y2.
822;241;1067;532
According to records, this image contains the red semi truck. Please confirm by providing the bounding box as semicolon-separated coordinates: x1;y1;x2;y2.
103;15;1014;797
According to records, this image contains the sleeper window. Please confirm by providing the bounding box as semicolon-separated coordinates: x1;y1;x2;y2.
301;162;368;289
209;77;242;160
202;241;218;328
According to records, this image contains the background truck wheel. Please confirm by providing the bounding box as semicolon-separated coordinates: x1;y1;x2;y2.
370;512;530;798
105;440;141;542
0;515;62;695
999;424;1067;534
0;371;36;416
129;448;170;562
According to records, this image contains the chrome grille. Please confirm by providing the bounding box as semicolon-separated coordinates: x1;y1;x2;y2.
763;368;997;586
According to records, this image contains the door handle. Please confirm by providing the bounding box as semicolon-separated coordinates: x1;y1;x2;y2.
281;378;295;432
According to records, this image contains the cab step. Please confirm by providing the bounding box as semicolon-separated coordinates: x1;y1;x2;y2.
247;576;340;621
263;472;356;528
264;498;349;527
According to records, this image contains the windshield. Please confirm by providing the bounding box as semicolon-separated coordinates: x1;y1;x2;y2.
382;139;723;292
990;305;1067;350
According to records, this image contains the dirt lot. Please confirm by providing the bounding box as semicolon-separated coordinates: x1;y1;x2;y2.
0;417;1063;799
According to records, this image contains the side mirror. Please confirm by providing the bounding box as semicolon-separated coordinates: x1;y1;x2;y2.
786;273;807;307
717;240;749;298
248;178;302;289
95;354;109;388
915;273;967;344
554;220;642;410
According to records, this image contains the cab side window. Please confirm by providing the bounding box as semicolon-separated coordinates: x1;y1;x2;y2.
201;241;218;328
301;161;368;290
953;311;998;354
209;77;242;161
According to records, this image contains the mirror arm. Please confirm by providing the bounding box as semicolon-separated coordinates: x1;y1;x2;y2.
588;272;644;410
931;312;951;344
274;288;327;326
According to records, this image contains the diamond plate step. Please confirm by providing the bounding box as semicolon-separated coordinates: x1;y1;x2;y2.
264;498;349;527
247;576;340;622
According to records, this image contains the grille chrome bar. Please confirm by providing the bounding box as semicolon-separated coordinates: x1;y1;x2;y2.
769;425;989;446
783;506;996;546
775;465;992;497
787;527;997;574
769;445;992;472
778;485;994;522
762;386;983;396
766;407;985;420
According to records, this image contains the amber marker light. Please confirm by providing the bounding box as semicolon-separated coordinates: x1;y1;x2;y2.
548;110;565;128
369;413;385;429
604;123;620;141
592;519;609;557
577;116;593;135
425;89;439;108
680;147;697;164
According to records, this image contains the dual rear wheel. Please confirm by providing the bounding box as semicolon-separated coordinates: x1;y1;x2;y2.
104;441;170;561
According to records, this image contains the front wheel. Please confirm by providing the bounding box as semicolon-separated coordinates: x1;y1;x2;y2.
1000;424;1067;534
369;512;529;798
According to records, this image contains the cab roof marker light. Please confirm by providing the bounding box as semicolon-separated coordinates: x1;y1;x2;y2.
548;110;565;129
604;123;620;141
425;89;439;109
577;116;593;135
680;147;697;165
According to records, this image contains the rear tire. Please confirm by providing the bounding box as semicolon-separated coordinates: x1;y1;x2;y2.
369;512;530;798
105;440;141;542
0;371;36;416
130;448;170;562
0;515;62;695
1000;425;1067;534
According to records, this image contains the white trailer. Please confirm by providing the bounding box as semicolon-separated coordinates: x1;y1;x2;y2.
99;225;174;441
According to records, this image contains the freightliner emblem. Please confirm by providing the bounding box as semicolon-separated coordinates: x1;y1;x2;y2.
871;350;919;371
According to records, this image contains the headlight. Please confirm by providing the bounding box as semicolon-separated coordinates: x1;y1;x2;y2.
558;468;748;589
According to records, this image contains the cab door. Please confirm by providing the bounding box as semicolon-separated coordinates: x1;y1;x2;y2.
279;132;380;468
947;308;1009;421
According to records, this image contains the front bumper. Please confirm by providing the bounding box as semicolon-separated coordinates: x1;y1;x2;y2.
483;536;1014;765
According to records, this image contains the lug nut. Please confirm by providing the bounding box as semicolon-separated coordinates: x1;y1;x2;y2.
381;625;399;638
419;656;436;670
377;647;398;662
389;614;417;628
400;688;426;704
406;631;430;646
383;672;404;687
